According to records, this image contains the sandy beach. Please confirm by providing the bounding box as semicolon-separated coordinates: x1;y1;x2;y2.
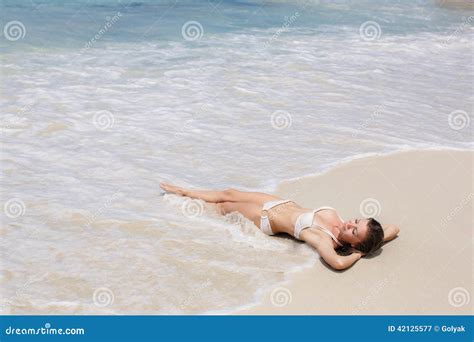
238;149;473;315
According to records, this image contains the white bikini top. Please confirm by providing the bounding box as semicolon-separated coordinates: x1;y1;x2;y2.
294;206;344;246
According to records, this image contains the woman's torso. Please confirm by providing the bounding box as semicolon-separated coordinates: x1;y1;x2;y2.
266;201;344;247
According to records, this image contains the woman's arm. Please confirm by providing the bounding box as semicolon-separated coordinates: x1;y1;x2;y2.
301;231;362;270
383;224;400;243
333;252;363;270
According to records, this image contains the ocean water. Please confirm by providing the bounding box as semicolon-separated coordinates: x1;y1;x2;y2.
1;0;473;314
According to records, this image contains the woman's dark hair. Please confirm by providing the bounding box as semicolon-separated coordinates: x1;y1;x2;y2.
336;218;385;256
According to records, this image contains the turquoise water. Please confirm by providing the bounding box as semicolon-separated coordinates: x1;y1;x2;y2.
0;0;470;47
1;0;473;314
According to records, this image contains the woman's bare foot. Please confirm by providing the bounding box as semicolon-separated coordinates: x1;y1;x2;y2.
160;182;187;196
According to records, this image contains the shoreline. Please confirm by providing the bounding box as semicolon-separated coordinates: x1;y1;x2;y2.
264;146;473;194
234;149;473;315
255;145;473;194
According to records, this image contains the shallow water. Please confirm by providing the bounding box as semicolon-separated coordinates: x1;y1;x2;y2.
1;0;473;314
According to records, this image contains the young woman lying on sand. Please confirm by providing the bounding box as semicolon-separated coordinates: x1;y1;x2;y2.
160;182;400;270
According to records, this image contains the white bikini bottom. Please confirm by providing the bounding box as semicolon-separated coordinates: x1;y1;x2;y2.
259;199;293;236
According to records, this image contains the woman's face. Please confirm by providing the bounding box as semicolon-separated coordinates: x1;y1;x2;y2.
340;218;369;247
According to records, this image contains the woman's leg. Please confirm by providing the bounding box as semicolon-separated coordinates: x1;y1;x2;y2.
160;182;281;205
160;182;228;202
